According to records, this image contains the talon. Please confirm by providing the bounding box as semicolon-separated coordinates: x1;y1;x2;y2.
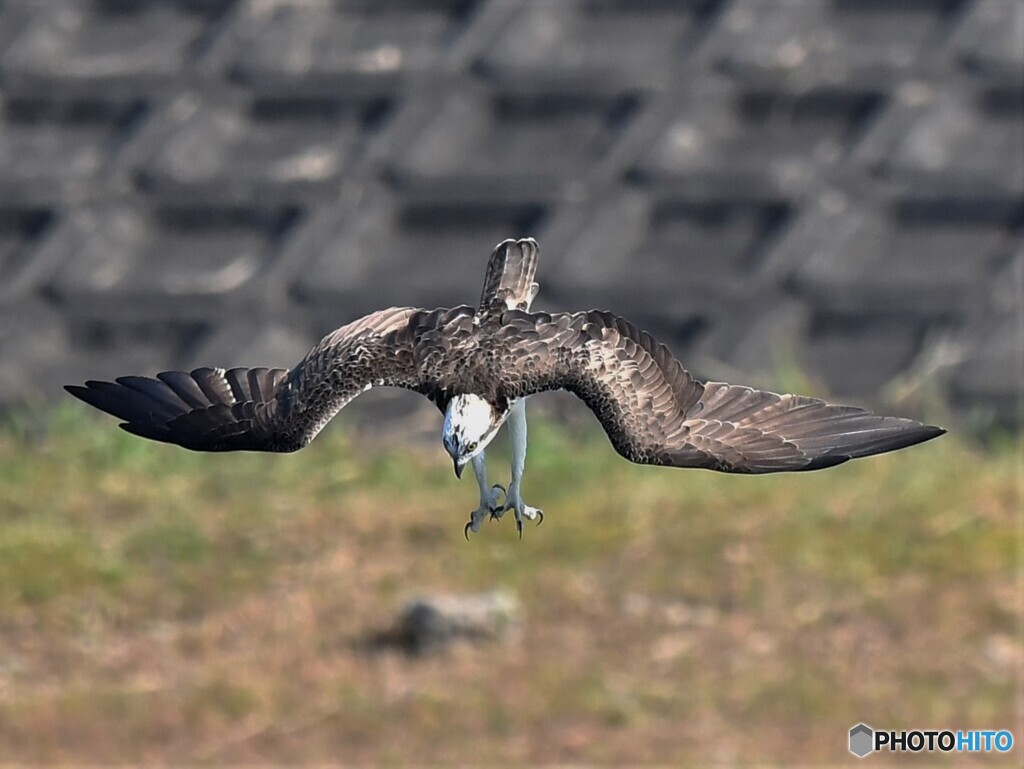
516;518;523;540
487;484;507;518
464;521;472;540
536;509;544;526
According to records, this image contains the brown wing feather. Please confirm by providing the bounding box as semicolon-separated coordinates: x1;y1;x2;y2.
499;310;944;473
65;306;466;453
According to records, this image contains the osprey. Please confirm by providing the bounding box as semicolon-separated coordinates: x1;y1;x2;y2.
67;238;944;538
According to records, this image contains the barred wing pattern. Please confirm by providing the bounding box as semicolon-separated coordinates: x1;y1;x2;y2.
66;366;293;452
66;301;942;469
497;309;944;473
65;307;448;453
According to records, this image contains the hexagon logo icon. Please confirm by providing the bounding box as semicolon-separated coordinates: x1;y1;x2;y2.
849;723;874;758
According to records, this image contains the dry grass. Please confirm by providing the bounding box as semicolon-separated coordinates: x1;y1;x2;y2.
0;405;1019;764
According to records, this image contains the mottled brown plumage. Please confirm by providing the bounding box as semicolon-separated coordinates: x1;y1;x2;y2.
66;237;944;471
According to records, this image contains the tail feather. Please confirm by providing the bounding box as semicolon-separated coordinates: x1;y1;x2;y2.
479;238;540;314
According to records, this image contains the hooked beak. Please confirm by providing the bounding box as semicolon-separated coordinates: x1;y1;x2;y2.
454;457;465;479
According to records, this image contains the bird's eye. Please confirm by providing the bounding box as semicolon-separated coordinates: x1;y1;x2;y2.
468;441;478;452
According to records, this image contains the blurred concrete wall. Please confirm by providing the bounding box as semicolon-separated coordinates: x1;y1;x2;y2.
0;0;1021;427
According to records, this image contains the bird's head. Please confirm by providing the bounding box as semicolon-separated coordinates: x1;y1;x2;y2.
442;393;505;478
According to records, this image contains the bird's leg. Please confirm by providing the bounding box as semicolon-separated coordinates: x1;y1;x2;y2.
464;451;505;539
499;398;543;538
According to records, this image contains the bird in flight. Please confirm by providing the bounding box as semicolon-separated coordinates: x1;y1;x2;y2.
67;238;944;538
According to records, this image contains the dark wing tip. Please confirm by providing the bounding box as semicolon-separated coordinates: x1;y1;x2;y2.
668;382;949;473
907;423;946;448
65;381;106;394
879;421;947;450
64;371;286;453
118;420;168;443
800;418;946;471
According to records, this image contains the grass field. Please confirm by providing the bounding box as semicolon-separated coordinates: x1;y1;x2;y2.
0;404;1019;763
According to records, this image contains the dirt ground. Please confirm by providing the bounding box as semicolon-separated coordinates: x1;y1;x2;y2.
0;409;1019;764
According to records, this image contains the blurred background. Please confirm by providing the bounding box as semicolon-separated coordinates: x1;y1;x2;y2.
0;0;1020;764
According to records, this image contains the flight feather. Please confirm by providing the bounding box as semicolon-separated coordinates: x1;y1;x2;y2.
66;238;943;472
493;309;943;473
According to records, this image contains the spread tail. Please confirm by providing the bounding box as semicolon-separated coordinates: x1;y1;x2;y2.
478;238;540;314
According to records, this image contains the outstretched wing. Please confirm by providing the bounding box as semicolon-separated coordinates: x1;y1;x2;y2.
65;306;474;453
478;238;540;316
497;310;944;473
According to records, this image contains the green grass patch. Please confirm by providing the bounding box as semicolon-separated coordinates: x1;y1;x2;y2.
0;404;1018;764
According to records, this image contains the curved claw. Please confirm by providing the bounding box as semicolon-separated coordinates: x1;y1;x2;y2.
516;518;523;540
535;509;544;526
464;521;473;540
491;483;506;497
